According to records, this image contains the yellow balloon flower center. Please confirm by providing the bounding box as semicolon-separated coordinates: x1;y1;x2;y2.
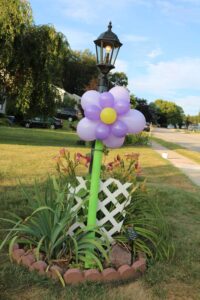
100;107;117;125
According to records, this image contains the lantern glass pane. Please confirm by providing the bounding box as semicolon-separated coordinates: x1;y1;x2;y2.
111;46;120;65
96;44;101;64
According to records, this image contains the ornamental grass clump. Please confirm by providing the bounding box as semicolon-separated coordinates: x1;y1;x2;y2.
115;189;174;261
0;176;109;270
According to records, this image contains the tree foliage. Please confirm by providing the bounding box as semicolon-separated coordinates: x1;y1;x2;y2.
134;97;158;123
63;49;98;96
108;72;128;87
130;94;137;108
185;112;200;125
154;99;184;127
0;0;33;66
0;0;33;114
5;24;70;117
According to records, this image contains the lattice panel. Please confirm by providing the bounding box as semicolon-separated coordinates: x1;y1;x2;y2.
68;177;132;242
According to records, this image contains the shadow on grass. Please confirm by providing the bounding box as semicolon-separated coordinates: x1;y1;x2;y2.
0;127;81;147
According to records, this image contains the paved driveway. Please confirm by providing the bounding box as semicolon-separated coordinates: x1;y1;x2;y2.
152;128;200;152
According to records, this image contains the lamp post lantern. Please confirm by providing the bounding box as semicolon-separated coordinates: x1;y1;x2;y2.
86;23;122;267
94;21;122;75
94;22;122;92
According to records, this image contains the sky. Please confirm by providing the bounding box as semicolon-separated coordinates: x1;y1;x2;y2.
29;0;200;116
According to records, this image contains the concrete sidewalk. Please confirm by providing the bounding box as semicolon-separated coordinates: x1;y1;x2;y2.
151;141;200;187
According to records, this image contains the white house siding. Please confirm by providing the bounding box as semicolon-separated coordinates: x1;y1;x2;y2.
0;100;6;114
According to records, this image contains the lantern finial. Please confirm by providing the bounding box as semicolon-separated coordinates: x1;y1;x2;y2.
108;21;112;31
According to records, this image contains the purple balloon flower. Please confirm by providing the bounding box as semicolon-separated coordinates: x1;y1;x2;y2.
77;87;146;148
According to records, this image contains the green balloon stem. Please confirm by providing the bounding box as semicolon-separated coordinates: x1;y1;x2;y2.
85;139;103;268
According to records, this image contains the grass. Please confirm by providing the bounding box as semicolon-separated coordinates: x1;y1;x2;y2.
151;136;200;164
0;127;200;300
0;126;79;147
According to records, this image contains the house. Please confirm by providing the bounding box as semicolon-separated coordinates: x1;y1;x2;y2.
0;100;6;114
0;86;81;115
0;88;7;114
55;86;81;108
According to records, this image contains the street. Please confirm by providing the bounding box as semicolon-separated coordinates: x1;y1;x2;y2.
151;128;200;152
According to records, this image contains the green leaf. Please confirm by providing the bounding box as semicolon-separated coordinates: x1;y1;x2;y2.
0;220;21;251
8;236;19;262
35;236;46;261
76;188;88;198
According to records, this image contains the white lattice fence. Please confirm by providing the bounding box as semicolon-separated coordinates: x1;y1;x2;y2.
68;177;132;242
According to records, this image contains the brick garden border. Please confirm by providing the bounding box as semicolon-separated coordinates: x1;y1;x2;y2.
11;244;146;285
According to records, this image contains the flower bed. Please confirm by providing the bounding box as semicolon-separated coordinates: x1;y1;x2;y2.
1;148;173;288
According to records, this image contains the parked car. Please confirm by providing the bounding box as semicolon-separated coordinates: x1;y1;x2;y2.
21;116;63;129
56;108;79;121
143;122;150;132
7;115;16;126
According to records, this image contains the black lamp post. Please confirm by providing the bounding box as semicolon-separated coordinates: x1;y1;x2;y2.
94;22;122;92
85;24;122;268
89;22;122;174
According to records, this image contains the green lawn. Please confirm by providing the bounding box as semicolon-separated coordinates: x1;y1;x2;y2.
0;127;200;300
0;126;79;147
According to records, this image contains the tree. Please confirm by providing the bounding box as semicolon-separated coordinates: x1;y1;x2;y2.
0;0;33;66
84;77;98;91
154;99;185;127
185;112;200;126
130;94;137;108
63;49;98;96
5;24;70;117
149;102;161;124
108;72;128;87
129;96;160;124
135;98;152;122
0;0;33;111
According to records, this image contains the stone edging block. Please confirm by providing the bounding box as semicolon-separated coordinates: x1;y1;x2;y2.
11;244;146;285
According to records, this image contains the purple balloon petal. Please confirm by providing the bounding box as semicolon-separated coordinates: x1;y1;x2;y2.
84;104;100;121
111;120;128;137
109;86;130;103
103;134;125;148
99;92;115;108
77;118;98;141
81;90;101;109
95;123;110;140
119;109;146;134
114;99;130;115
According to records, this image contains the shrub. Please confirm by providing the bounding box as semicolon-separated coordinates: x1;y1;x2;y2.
124;132;150;146
0;117;9;126
76;140;86;146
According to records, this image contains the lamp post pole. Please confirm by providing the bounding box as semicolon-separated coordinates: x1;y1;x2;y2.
86;75;108;230
85;77;108;268
85;23;122;267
